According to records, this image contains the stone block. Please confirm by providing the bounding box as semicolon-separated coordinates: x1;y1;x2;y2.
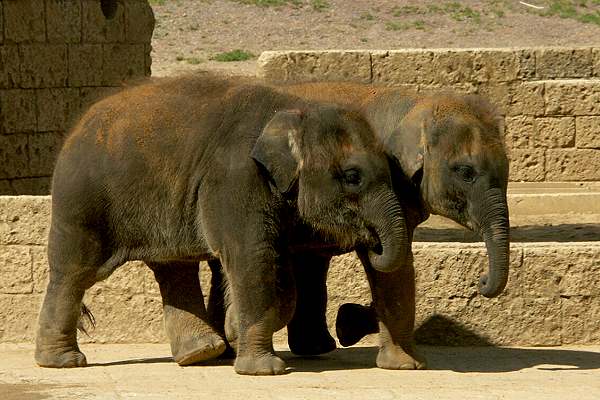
532;117;575;148
475;83;509;116
505;115;533;148
10;178;52;195
46;0;81;43
28;132;65;177
561;296;600;345
80;291;166;343
536;48;593;79
82;0;126;43
575;116;600;149
473;49;520;83
0;89;37;133
125;0;155;43
259;51;372;83
545;80;600;116
546;148;600;181
508;148;545;182
0;245;32;294
68;44;104;87
88;261;147;296
430;49;475;84
0;45;20;89
0;294;42;342
80;86;121;114
0;180;15;195
19;44;68;88
0;196;51;246
507;82;545;116
0;134;29;179
371;50;435;85
431;296;562;346
3;0;45;43
413;245;523;299
0;2;3;44
517;49;536;80
36;88;81;131
594;48;600;77
102;44;145;85
31;245;48;294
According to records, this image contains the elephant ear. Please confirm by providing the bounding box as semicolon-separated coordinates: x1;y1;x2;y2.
385;107;430;180
251;110;303;194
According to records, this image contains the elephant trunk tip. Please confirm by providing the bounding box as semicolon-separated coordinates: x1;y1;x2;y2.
478;273;507;298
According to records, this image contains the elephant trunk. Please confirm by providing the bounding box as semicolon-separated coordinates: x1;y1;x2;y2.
364;190;409;273
475;187;510;298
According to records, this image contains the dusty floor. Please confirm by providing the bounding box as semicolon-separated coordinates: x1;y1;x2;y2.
149;0;600;77
1;343;600;399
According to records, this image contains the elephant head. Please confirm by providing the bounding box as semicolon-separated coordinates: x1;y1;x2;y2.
380;93;510;297
251;106;410;272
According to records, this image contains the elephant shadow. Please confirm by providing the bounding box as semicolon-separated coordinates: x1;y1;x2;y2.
414;314;600;373
88;315;600;372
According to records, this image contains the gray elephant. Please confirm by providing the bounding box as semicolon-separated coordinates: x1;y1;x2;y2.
283;82;510;368
172;82;510;370
34;75;411;375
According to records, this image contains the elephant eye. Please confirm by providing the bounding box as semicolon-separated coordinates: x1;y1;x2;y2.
454;165;476;183
343;168;362;186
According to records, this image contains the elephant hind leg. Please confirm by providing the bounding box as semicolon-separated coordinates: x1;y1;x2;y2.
35;225;107;368
287;253;336;356
149;261;226;365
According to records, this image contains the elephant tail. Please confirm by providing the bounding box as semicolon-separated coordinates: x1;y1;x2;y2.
77;303;96;337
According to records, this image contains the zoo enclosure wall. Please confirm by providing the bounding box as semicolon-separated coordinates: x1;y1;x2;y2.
0;0;154;195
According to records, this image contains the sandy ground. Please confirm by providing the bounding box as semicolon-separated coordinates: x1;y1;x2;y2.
149;0;600;77
1;343;600;399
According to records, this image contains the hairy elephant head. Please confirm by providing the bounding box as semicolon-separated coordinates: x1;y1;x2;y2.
386;94;510;297
251;106;410;272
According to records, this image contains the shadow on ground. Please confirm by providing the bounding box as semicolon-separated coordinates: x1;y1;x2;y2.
87;315;600;372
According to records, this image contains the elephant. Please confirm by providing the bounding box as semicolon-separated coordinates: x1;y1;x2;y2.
167;81;510;370
281;82;510;368
34;74;411;375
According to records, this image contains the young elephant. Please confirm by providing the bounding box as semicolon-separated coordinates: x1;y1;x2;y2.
283;83;510;368
35;75;410;375
193;83;509;370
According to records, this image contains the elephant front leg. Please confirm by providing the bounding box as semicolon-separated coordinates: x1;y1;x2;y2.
287;252;336;356
223;251;296;375
358;250;427;370
150;261;226;366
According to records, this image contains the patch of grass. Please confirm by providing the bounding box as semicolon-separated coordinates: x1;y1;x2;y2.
392;5;426;16
175;55;185;61
212;49;255;62
360;37;368;42
186;57;203;65
149;0;166;5
413;19;427;30
385;21;409;31
535;1;600;26
310;0;329;11
360;12;376;21
386;20;427;31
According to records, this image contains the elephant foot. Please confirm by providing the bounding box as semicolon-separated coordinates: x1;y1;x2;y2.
234;354;288;375
35;346;87;368
173;333;227;366
376;344;427;370
288;328;336;356
335;303;379;347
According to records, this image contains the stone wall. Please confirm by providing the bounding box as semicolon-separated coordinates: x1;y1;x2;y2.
259;48;600;182
0;0;154;195
1;196;598;346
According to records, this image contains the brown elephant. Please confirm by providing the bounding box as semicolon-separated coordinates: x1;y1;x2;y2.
168;82;510;370
34;75;411;375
